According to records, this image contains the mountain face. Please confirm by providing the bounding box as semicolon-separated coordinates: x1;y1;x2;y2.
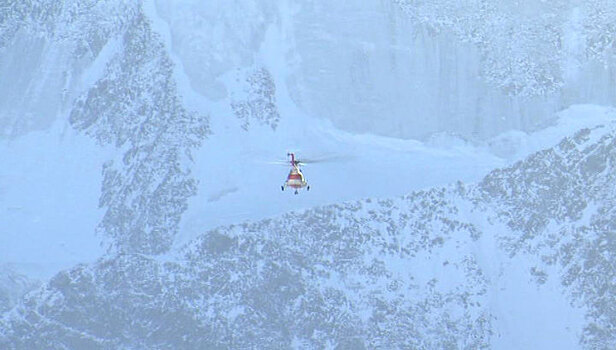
478;124;616;348
2;0;616;349
68;8;209;255
1;0;209;255
2;120;615;348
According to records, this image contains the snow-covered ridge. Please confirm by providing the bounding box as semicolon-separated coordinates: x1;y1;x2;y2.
3;119;616;348
69;5;209;255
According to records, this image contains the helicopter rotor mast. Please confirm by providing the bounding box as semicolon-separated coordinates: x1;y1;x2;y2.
287;152;296;167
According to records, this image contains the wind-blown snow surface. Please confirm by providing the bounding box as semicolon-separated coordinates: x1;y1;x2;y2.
0;121;108;279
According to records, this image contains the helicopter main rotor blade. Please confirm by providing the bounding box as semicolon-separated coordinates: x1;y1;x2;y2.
296;154;354;164
264;160;291;166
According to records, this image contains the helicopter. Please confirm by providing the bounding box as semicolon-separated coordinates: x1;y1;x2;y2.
281;153;310;195
270;152;350;195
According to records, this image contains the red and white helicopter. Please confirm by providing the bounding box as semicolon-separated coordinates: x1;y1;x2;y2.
270;152;349;194
281;153;310;195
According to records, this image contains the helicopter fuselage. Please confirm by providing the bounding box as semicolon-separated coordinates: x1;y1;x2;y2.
285;166;307;189
281;153;310;194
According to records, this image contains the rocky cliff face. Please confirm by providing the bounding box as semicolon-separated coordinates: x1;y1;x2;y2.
477;124;616;348
155;0;616;139
68;7;209;254
2;120;615;349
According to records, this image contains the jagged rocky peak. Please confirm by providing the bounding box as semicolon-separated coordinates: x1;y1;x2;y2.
3;123;616;348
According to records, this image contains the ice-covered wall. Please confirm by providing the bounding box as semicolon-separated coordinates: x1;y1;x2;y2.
154;0;616;140
152;0;279;101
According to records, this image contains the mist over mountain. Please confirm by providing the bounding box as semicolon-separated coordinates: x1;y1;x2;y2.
1;0;616;349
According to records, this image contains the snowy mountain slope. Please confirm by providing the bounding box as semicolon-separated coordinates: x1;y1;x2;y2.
2;1;616;348
394;0;616;97
3;117;616;349
477;124;616;349
0;121;109;280
0;0;139;288
0;188;492;348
